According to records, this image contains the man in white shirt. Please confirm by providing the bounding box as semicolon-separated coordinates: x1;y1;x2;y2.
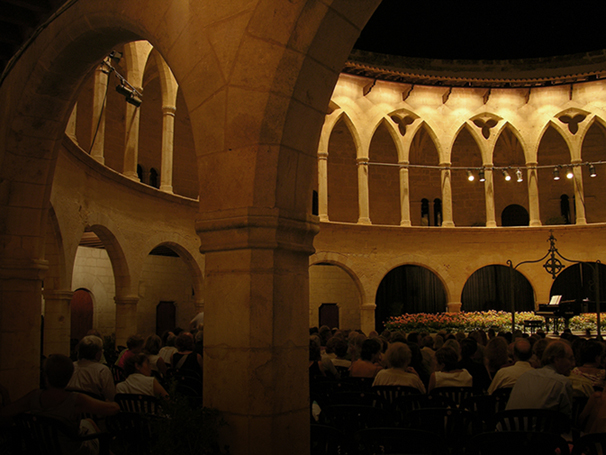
505;340;574;418
67;335;115;401
488;337;534;394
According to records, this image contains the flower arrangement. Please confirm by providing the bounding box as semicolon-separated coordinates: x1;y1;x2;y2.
384;310;606;333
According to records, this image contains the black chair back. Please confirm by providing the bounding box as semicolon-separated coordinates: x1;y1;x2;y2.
467;430;571;455
356;427;450;455
494;408;571;434
114;393;163;416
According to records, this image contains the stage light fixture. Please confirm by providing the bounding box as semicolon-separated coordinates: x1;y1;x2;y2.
566;167;574;179
479;169;485;182
553;167;560;180
516;168;523;182
116;84;142;107
589;164;597;177
502;169;511;181
467;170;474;182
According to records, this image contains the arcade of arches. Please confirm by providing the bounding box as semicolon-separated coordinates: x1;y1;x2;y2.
2;2;606;454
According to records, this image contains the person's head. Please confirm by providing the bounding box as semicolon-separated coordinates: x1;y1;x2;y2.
333;338;348;359
175;332;195;352
385;342;411;369
44;354;75;388
165;333;177;347
443;339;461;359
77;335;103;361
407;332;420;345
309;336;322;361
532;338;553;367
360;338;382;362
542;340;575;376
459;337;478;360
126;334;145;352
144;334;162;355
484;336;510;372
123;353;152;377
580;339;605;366
434;347;459;372
512;338;532;362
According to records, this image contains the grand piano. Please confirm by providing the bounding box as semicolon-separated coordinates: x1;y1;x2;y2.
536;298;598;334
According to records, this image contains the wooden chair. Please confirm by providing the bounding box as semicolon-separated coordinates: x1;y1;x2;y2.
114;393;164;416
373;385;421;412
356;427;450;455
494;408;571;434
310;424;350;455
461;393;509;431
340;376;374;392
571;432;606;455
13;413;111;455
110;364;126;384
467;430;571;455
428;386;476;408
321;404;393;439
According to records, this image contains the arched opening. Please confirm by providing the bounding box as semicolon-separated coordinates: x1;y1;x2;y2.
461;265;535;312
501;204;530;226
70;288;93;342
551;262;606;306
375;265;447;332
309;263;361;330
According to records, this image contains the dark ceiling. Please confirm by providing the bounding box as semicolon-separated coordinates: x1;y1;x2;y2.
3;1;606;78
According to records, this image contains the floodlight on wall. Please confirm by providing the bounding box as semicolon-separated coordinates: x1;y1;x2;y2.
553;167;560;180
502;169;511;181
589;164;597;177
467;170;475;182
566;167;574;179
516;168;523;182
116;83;142;107
479;169;486;182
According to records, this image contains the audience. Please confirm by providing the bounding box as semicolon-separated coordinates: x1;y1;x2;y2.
458;337;491;393
67;335;116;401
171;332;204;379
115;334;144;369
144;334;168;377
116;353;169;398
158;332;178;367
349;338;383;378
506;340;574;417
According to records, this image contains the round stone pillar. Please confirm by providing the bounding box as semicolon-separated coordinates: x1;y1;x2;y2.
360;302;377;335
447;302;462;313
197;207;318;455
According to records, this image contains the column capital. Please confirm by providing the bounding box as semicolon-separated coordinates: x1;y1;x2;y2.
0;257;48;280
196;207;319;254
317;150;328;160
162;106;177;116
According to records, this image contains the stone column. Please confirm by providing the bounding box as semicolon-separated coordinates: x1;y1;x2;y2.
42;289;73;356
90;64;108;164
360;302;377;334
122;98;142;181
197;207;317;455
357;157;371;224
572;162;587;225
399;162;411;226
66;103;78;144
317;150;329;222
527;164;541;226
160;106;176;193
114;296;138;347
440;164;455;227
0;258;47;397
484;167;497;227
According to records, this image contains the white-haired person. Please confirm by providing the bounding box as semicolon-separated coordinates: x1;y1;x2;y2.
68;335;116;401
372;342;426;393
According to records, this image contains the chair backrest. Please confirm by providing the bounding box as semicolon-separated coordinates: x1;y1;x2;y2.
322;404;393;438
429;386;476;408
356;427;450;455
571;432;606;455
494;408;571;434
310;424;349;455
340;376;374;392
467;430;571;455
329;390;382;408
403;407;483;449
111;364;126;384
461;394;508;431
114;393;162;415
373;385;421;410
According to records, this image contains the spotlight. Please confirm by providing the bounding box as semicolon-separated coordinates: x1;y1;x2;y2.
502;169;511;181
566;167;574;179
553;167;560;180
516;168;523;182
589;164;597;177
116;84;142;107
479;169;485;182
467;170;475;182
109;50;123;63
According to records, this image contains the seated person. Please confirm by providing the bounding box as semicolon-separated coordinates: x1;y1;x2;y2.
428;346;473;392
0;354;119;454
115;334;144;369
372;342;426;393
158;332;178;367
144;334;168;377
170;332;203;378
488;337;534;394
570;339;605;395
116;354;169;398
349;338;383;378
67;335;116;401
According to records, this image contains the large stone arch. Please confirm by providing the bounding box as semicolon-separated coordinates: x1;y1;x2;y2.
0;2;382;453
